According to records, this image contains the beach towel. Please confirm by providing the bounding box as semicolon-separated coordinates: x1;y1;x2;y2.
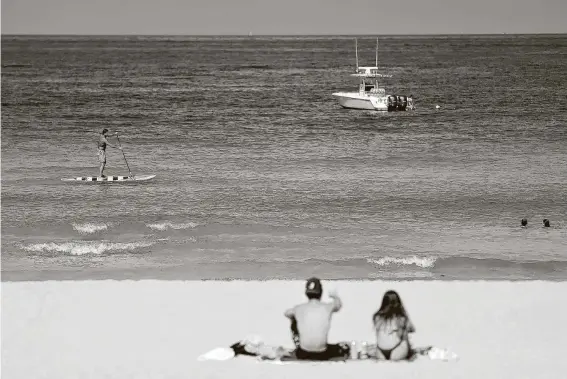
198;335;459;363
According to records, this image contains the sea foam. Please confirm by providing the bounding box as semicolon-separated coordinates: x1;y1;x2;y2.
22;241;155;256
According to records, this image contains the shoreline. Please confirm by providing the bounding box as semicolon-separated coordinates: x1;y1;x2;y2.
3;269;567;282
4;270;567;282
4;276;567;283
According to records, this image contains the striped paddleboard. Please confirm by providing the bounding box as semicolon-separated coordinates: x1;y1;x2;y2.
61;174;156;183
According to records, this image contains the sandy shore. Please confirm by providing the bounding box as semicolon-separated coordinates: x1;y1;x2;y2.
2;280;567;378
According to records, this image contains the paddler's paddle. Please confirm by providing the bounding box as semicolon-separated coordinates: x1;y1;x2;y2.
115;132;134;178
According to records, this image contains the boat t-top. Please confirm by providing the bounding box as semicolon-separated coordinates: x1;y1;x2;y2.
332;38;414;112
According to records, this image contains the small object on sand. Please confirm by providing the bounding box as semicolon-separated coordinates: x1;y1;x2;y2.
543;219;550;227
350;341;358;359
427;347;459;361
360;341;369;359
435;105;441;109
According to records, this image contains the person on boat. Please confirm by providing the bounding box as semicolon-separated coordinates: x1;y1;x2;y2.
372;290;416;361
284;277;349;361
97;128;121;177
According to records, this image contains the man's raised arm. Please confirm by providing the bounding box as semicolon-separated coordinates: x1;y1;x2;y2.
328;289;342;312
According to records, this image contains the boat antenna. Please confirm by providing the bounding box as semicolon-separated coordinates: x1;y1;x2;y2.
375;37;378;68
355;38;359;71
375;37;379;86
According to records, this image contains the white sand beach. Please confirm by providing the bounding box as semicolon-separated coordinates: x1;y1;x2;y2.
2;280;567;379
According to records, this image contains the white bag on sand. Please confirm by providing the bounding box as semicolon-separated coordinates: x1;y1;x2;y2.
197;347;236;361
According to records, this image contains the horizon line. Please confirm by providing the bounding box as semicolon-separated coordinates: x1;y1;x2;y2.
2;32;567;37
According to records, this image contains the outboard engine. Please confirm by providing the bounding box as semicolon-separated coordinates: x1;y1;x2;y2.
388;95;397;112
399;95;407;111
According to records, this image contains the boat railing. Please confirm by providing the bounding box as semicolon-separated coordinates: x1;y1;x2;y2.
370;87;386;95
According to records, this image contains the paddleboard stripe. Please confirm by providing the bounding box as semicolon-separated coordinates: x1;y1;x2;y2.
75;176;129;181
62;174;155;182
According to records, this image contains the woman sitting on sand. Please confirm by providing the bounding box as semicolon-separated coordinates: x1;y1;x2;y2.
372;290;416;361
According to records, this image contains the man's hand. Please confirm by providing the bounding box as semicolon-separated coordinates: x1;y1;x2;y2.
328;288;342;312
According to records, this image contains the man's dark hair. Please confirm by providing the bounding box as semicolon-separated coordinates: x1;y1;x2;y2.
306;292;322;300
305;277;323;300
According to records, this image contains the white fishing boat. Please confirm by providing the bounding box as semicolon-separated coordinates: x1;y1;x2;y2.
332;38;414;112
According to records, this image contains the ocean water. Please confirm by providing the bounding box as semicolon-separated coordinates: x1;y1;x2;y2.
2;34;566;281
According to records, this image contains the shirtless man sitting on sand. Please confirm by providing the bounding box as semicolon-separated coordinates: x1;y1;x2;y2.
284;277;349;361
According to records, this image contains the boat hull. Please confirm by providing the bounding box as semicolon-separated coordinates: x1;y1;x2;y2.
332;93;388;111
332;92;414;112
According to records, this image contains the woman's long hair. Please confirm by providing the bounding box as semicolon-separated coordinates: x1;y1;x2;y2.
372;290;409;326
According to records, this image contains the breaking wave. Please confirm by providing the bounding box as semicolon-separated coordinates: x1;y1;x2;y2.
22;241;155;256
366;256;436;268
72;222;110;235
146;221;198;231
